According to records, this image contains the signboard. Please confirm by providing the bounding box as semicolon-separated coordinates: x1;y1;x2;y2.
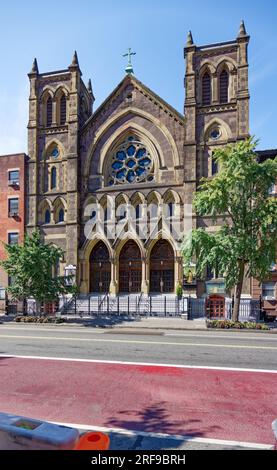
206;280;226;295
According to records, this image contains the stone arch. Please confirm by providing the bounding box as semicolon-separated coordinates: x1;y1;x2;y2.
43;139;65;160
116;237;144;293
40;89;54;127
89;240;112;293
83;194;97;220
199;61;216;76
53;85;70;99
84;106;181;177
79;235;114;295
53;196;67;223
38;198;52;224
162;189;181;204
99;125;162;186
147;237;176;293
130;191;146;222
202;117;232;143
215;57;237;74
130;191;146;206
54;87;69;125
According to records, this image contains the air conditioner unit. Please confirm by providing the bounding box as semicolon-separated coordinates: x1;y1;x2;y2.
263;296;275;301
8;180;19;187
9;211;19;217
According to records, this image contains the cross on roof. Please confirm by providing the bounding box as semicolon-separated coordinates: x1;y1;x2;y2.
123;48;136;74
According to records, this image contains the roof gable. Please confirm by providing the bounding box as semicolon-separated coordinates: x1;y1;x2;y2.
82;74;184;131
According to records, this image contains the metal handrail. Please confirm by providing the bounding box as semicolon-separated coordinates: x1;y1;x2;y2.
136;292;143;315
98;292;109;311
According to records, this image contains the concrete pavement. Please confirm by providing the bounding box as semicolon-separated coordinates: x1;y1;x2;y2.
0;325;276;449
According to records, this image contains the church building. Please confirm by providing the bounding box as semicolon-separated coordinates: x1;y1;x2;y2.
26;22;252;297
18;20;275;314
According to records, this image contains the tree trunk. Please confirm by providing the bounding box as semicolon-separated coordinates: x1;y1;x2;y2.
232;260;245;322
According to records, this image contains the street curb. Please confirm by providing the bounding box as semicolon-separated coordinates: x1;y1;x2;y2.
1;319;277;333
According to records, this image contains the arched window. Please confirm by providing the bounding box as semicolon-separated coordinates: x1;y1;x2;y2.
212;155;218;175
135;204;140;220
59;94;67;125
46;97;53;127
50;167;57;189
58;208;64;223
202;72;211;105
45;209;51;224
219;69;229;103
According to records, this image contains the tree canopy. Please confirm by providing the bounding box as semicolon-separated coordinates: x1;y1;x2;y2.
182;138;277;320
0;230;74;305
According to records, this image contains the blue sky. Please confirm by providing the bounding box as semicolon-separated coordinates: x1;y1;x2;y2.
0;0;276;154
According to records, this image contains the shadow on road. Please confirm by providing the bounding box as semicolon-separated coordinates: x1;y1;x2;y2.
107;401;220;441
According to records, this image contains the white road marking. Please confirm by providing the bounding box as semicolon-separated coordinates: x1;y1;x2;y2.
0;354;277;374
51;420;274;450
0;333;277;350
0;325;104;334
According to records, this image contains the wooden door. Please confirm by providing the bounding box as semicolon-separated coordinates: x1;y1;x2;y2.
90;241;111;293
150;240;174;293
119;240;142;293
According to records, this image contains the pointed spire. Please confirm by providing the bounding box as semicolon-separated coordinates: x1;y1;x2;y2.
87;78;92;93
186;30;194;46
30;58;39;75
70;50;79;68
238;20;247;38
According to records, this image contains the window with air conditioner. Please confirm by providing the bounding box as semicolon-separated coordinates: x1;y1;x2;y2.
262;282;276;300
8;198;19;217
8;170;19;186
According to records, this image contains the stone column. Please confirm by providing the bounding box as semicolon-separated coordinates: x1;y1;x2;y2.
110;256;118;296
141;256;149;294
79;259;89;294
174;256;183;291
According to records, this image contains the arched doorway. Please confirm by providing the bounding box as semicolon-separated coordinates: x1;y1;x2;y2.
89;241;111;293
119;240;142;293
150;239;174;293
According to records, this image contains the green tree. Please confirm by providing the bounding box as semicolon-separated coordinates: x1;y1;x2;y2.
182;138;277;321
0;230;74;313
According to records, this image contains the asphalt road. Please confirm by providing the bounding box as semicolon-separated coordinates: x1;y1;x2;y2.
0;324;276;370
0;324;276;450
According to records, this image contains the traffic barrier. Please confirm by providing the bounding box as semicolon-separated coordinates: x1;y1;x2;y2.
0;412;79;450
74;431;110;450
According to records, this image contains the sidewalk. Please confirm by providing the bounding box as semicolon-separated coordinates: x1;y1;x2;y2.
1;314;277;332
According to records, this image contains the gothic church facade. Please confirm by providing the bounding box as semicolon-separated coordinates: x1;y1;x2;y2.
26;22;251;297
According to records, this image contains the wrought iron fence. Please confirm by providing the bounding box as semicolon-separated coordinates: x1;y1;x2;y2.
61;294;189;318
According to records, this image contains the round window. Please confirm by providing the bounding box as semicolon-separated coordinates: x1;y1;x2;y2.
51;147;60;159
109;136;154;185
210;128;221;140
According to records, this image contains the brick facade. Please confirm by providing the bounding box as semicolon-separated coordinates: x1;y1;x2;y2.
0;153;26;288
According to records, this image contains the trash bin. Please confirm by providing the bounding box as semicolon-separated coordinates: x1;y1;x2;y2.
0;412;79;450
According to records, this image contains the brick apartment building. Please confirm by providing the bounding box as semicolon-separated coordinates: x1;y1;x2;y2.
0;153;26;311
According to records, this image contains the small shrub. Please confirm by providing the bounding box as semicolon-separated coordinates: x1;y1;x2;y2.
207;320;270;330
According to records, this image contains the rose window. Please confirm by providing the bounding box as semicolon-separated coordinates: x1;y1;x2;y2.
108;136;154;185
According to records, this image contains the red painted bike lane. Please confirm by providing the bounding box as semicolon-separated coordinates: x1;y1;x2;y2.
0;356;276;445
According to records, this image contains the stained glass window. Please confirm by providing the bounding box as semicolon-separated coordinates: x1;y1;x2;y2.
109;136;154;185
